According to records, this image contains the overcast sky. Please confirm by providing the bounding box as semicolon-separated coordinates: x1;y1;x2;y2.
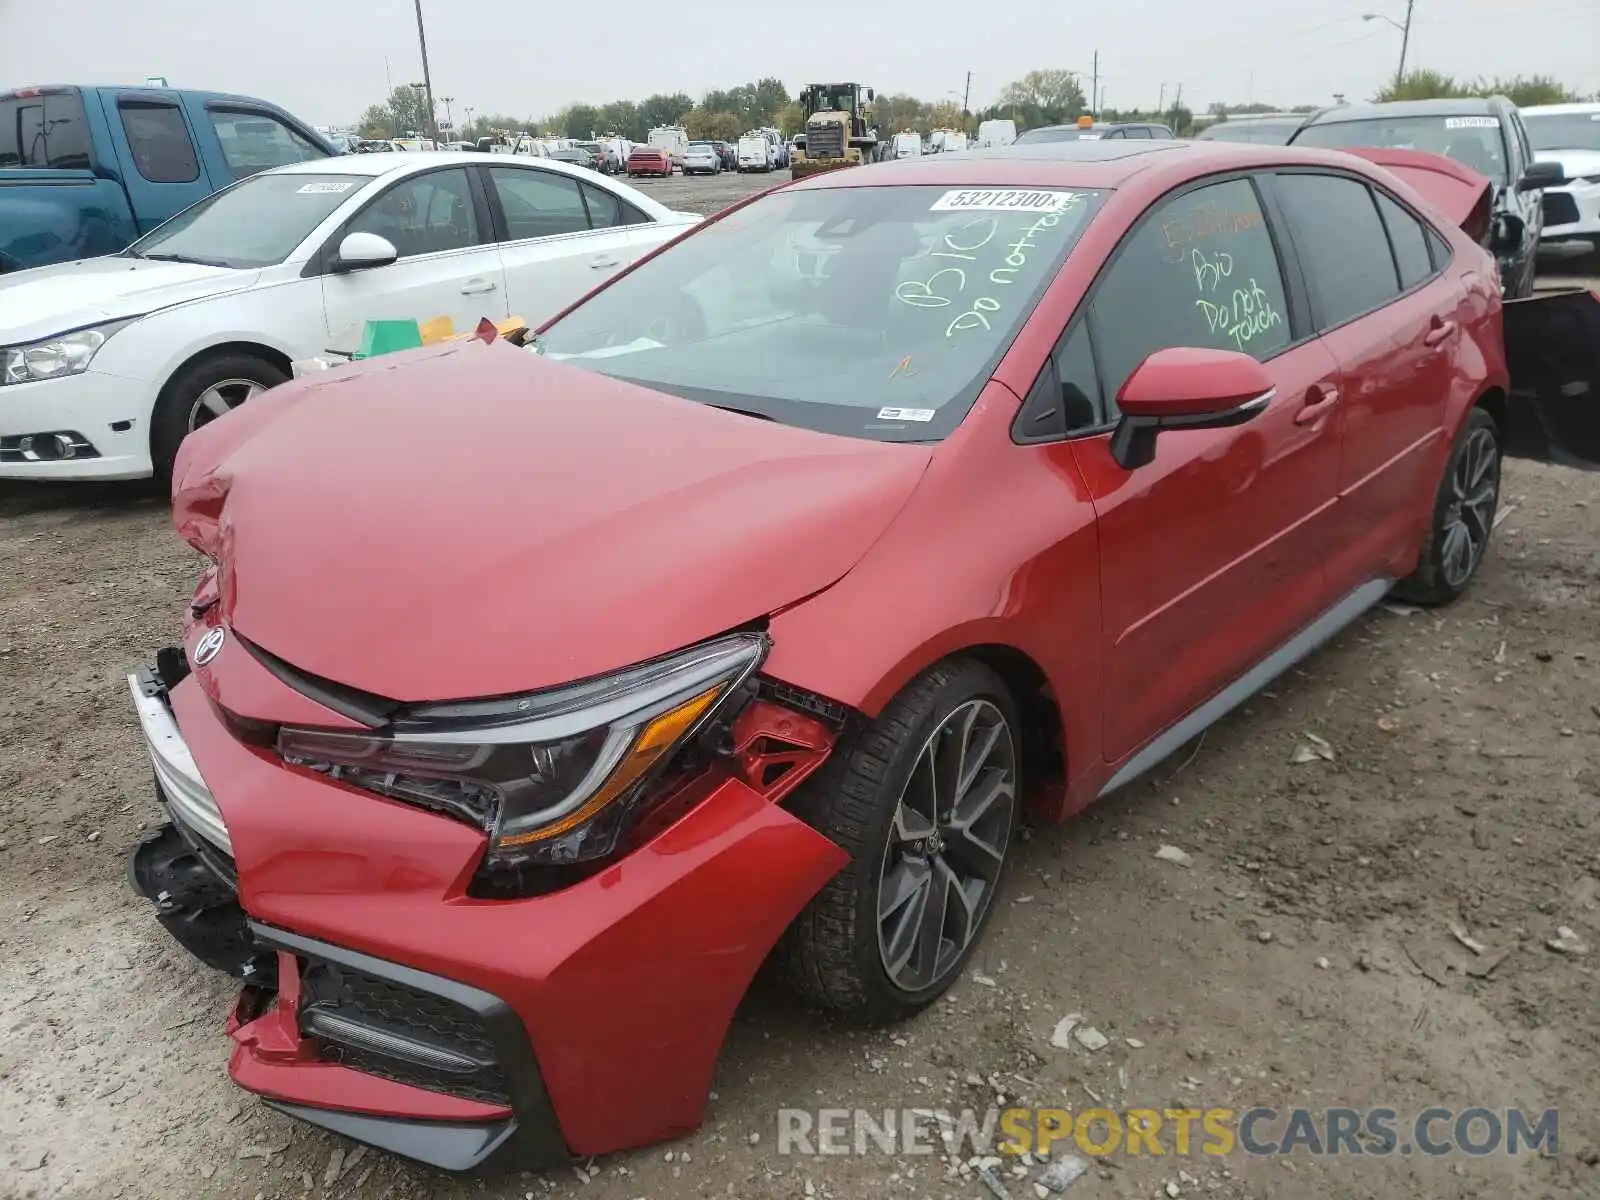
3;0;1595;126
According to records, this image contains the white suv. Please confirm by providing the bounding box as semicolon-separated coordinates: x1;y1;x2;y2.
1521;103;1600;251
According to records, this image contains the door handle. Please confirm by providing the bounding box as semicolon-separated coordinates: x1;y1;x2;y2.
589;255;620;269
1423;318;1458;347
460;279;499;295
1294;386;1340;426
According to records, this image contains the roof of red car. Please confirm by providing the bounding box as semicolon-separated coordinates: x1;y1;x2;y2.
790;139;1397;193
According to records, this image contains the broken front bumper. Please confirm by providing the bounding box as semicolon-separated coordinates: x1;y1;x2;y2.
125;653;848;1172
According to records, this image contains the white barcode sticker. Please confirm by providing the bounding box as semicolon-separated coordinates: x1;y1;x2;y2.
1443;117;1498;130
297;181;356;194
877;406;936;422
930;189;1081;213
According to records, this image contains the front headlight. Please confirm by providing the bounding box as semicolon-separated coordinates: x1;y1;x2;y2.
1;322;127;386
278;632;767;867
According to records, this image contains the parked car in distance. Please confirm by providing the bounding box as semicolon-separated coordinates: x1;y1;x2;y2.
1519;102;1600;251
574;142;615;174
126;138;1599;1175
1013;120;1174;144
1288;97;1562;298
0;153;700;482
626;146;673;177
549;145;602;172
683;141;723;175
0;84;332;273
1194;113;1306;145
976;118;1017;146
737;133;773;171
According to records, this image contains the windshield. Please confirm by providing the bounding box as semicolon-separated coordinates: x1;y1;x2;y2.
1014;127;1101;144
1199;120;1301;144
1293;115;1509;183
535;184;1105;441
1523;112;1600;152
128;172;364;268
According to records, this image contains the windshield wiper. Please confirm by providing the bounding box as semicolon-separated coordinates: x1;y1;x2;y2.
133;251;235;268
704;402;776;422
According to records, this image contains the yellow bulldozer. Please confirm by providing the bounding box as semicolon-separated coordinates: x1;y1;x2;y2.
790;83;882;179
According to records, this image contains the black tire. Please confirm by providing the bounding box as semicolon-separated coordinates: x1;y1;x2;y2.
777;658;1022;1023
151;352;288;484
1392;407;1502;605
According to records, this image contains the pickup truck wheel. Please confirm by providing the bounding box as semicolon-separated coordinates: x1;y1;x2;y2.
152;353;288;483
1392;407;1501;605
777;659;1020;1023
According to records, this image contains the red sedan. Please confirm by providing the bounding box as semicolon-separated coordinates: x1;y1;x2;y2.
130;142;1599;1172
625;146;672;177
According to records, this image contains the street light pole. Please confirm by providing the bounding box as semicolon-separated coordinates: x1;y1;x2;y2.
440;95;455;135
1363;1;1416;93
412;0;439;144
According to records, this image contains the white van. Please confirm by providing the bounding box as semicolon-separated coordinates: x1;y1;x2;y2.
976;119;1017;148
892;131;923;158
738;134;773;171
648;126;689;167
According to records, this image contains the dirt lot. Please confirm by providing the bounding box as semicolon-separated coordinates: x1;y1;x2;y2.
2;170;1598;1200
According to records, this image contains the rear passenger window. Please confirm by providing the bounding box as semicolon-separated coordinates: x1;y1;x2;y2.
1090;177;1291;407
580;182;650;229
489;167;589;239
119;103;200;183
1273;174;1399;327
1373;191;1434;289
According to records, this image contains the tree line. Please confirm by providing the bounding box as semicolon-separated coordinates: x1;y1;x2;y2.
353;69;1595;145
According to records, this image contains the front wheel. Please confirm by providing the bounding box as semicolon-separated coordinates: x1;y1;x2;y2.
151;352;287;484
1392;407;1502;604
778;659;1021;1022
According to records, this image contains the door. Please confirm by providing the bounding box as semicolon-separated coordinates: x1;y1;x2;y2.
1503;289;1600;471
1067;175;1345;761
199;105;328;182
1267;171;1465;590
104;93;221;232
484;165;649;325
320;166;506;345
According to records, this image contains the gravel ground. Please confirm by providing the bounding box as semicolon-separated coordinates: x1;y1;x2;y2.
2;169;1598;1200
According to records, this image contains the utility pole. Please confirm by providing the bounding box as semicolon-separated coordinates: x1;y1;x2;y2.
1172;83;1183;125
1158;83;1165;115
1090;50;1098;116
412;0;439;144
384;56;398;138
961;70;972;116
1396;0;1415;93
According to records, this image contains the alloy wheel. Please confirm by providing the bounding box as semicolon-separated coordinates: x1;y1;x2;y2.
1441;425;1499;588
876;699;1017;994
187;378;266;433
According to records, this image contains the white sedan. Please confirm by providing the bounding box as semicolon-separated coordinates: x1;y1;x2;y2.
0;152;701;481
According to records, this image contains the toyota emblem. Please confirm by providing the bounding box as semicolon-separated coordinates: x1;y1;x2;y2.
193;627;227;666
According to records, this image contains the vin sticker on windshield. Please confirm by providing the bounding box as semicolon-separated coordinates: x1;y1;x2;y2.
930;189;1079;213
878;406;936;422
296;181;356;194
1443;117;1498;129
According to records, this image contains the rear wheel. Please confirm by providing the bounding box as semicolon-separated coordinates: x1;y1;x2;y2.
1393;407;1501;604
151;352;287;484
778;659;1021;1022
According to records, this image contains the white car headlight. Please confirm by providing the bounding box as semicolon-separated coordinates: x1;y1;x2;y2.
1;322;128;386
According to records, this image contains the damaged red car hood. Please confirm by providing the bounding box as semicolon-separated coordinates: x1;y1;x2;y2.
172;341;932;703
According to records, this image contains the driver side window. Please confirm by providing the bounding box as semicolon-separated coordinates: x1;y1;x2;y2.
1089;176;1291;414
346;168;481;258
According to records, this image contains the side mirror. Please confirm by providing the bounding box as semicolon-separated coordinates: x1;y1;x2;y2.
1109;347;1274;470
1490;212;1525;255
1515;160;1566;192
332;231;398;273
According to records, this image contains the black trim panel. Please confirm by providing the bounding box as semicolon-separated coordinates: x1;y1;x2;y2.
263;1101;517;1172
247;921;571;1174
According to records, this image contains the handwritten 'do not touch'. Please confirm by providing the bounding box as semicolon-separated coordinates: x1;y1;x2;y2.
1195;277;1283;353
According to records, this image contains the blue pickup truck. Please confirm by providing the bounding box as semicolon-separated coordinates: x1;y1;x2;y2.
1;85;334;273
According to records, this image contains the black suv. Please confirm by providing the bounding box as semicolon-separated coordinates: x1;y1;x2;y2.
1013;121;1174;145
1289;97;1564;298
